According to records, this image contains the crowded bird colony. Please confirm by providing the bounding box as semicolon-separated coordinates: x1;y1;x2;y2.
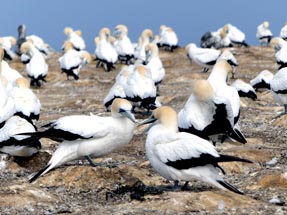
0;22;286;195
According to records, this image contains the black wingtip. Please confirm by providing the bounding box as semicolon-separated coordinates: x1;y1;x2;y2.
217;180;244;195
29;164;50;183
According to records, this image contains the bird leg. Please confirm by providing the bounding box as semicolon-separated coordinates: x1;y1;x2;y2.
274;104;287;119
173;180;180;190
85;156;120;168
85;155;98;167
181;181;189;191
202;68;209;73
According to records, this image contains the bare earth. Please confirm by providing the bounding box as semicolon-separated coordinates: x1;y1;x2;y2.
1;46;287;214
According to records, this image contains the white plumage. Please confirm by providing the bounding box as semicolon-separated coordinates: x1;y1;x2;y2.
103;65;131;110
186;43;221;72
134;29;154;63
256;21;273;46
225;24;248;47
142;106;251;194
231;79;257;100
63;27;86;51
20;41;48;87
10;77;41;123
0;36;16;60
250;70;274;90
0;115;41;157
0;49;15;127
59;41;91;80
158;25;178;51
95;28;118;71
270;67;287;117
178;80;244;144
124;64;157;111
207;60;246;144
144;43;165;85
21;98;136;182
280;22;287;40
113;24;134;64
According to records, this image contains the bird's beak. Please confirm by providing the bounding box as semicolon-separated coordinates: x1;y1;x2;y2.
139;115;157;133
139;115;157;125
120;109;137;123
113;28;121;37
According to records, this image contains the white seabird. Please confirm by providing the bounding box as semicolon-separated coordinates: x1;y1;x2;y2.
144;43;165;86
207;60;246;144
250;70;274;90
95;28;118;72
59;41;91;80
270;67;287;117
0;115;41;157
0;49;15;128
256;21;273;46
124;64;157;112
231;79;257;100
280;22;287;40
178;80;246;144
158;25;179;51
224;24;248;47
141;106;252;194
20;41;48;87
63;27;86;51
270;37;287;69
113;24;134;65
10;77;41;125
0;36;16;60
103;65;131;110
134;29;154;63
186;43;221;72
19;98;136;182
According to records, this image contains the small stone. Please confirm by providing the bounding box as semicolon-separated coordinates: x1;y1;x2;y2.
266;157;278;166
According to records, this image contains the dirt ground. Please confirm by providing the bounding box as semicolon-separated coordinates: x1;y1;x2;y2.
0;46;287;214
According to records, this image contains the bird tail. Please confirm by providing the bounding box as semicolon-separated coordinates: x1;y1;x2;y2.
29;164;51;183
218;154;253;164
217;180;244;195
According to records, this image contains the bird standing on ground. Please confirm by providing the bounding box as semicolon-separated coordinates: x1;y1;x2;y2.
158;25;178;51
95;28;118;72
256;21;273;46
144;43;165;87
113;24;134;65
10;77;41;125
20;41;48;87
186;43;221;73
63;27;86;51
19;98;136;182
134;29;154;63
178;80;244;144
59;41;91;80
270;67;287;118
141;106;252;194
207;60;246;144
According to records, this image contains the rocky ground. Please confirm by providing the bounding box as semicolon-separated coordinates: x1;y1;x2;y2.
1;46;287;214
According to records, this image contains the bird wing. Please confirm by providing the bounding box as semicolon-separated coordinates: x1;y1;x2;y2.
195;48;220;64
154;132;219;168
50;115;110;139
